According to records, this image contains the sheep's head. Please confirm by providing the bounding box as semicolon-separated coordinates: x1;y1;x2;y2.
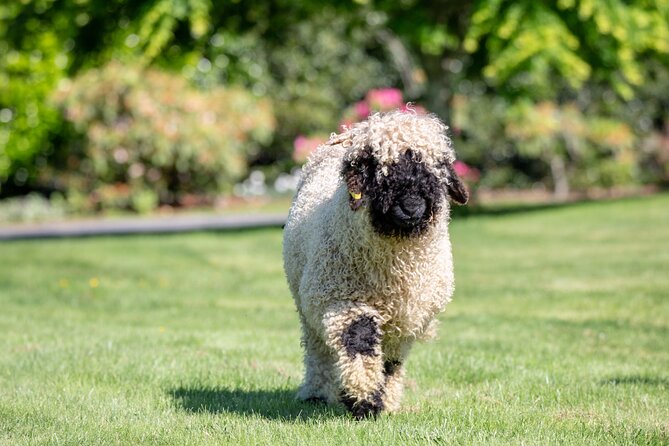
340;111;468;238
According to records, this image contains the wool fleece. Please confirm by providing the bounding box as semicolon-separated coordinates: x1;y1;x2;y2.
283;110;468;419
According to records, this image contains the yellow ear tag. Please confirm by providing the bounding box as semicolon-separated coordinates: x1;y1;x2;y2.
350;191;362;200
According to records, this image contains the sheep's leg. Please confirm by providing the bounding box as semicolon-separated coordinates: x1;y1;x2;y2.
382;358;406;412
379;338;412;413
296;318;338;404
322;302;385;419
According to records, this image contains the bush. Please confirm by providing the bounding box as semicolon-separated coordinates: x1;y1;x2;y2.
0;192;67;223
452;94;639;197
54;61;274;212
639;125;669;185
292;88;427;163
0;30;64;191
194;11;398;163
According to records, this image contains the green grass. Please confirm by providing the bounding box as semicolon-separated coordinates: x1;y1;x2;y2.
1;194;668;445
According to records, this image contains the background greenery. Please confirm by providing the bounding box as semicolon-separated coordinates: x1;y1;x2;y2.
1;194;667;444
1;0;668;212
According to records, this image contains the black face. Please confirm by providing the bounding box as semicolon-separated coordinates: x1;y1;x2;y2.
343;147;468;238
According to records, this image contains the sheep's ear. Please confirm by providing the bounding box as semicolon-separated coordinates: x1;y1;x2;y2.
445;163;469;205
342;146;373;211
343;162;364;211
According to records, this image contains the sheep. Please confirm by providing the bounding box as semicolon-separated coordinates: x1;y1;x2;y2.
282;110;468;419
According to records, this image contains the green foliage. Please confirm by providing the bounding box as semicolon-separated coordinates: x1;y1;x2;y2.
451;93;537;189
189;10;396;161
639;127;669;185
0;0;140;189
134;0;212;61
268;14;394;154
0;0;217;191
452;94;639;194
606;61;669;185
54;62;274;212
2;0;669;202
0;192;67;223
506;100;637;192
373;0;669;196
462;0;669;99
0;11;66;187
292;88;423;163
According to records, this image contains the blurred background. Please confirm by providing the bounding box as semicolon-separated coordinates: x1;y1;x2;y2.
1;0;668;220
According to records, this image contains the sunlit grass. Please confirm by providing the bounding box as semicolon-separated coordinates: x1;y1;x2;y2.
1;194;668;445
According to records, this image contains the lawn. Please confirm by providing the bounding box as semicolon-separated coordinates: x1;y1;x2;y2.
1;194;668;445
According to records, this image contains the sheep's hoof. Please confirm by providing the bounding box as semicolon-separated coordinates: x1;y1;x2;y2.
341;391;384;420
350;400;382;420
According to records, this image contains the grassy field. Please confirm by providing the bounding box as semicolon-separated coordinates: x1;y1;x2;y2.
1;194;668;445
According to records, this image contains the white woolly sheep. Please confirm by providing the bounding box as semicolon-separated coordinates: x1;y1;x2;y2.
283;110;468;419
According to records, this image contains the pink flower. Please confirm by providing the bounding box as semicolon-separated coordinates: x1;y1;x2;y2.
354;101;371;119
453;160;480;182
366;88;404;111
453;160;470;177
293;135;327;163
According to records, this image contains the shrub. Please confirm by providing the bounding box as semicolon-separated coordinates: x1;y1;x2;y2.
0;31;64;192
194;11;398;163
293;88;427;163
639;124;669;185
340;88;427;129
452;94;639;197
0;192;67;223
54;61;274;212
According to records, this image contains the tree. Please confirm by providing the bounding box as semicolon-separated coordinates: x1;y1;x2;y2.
0;1;397;193
2;0;668;200
377;0;668;196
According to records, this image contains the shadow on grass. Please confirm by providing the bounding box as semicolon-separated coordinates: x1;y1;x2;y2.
169;386;346;421
601;375;669;387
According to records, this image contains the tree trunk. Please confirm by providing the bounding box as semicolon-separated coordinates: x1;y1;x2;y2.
375;29;424;98
550;155;569;201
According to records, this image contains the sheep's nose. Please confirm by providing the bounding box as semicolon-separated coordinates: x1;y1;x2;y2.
399;195;426;219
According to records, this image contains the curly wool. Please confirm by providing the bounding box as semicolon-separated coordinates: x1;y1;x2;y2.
283;111;463;417
335;111;456;169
